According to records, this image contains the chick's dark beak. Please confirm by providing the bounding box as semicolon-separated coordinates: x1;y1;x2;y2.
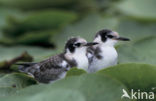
110;31;130;41
84;42;98;46
114;37;130;41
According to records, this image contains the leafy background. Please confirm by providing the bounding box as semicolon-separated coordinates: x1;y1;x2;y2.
0;0;156;101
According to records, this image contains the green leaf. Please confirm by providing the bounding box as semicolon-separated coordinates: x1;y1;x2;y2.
0;73;5;77
66;68;87;77
116;0;156;21
13;84;46;96
52;74;128;101
16;74;129;101
3;10;77;38
98;63;156;92
114;19;156;65
0;30;56;47
117;36;156;65
0;73;37;89
16;30;56;47
0;8;26;39
0;8;25;28
0;73;37;97
116;19;156;42
1;88;86;101
0;45;57;62
0;0;77;10
0;87;17;97
0;0;98;13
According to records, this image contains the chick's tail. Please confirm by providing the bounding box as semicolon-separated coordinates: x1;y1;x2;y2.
16;62;37;72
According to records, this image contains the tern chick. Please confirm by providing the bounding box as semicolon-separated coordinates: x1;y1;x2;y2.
17;37;97;83
88;29;130;73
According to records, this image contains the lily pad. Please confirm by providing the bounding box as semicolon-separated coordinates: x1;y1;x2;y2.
1;88;86;101
0;0;77;10
66;68;87;77
47;74;130;101
0;8;26;39
0;73;37;97
116;0;156;21
0;87;17;97
0;73;5;77
116;19;156;42
3;10;77;38
98;63;156;93
0;0;97;12
0;8;25;28
0;73;37;89
15;74;129;101
0;45;57;62
16;30;56;48
117;36;156;65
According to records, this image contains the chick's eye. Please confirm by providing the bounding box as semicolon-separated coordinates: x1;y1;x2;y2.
107;35;114;38
74;43;81;47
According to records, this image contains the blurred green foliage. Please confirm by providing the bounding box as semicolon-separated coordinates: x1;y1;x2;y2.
1;10;77;47
0;0;98;12
0;73;37;97
1;73;129;101
66;68;87;77
116;0;156;21
0;0;156;100
98;63;156;93
3;10;77;37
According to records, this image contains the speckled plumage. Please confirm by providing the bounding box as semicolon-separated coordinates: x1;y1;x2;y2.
88;44;118;73
20;54;76;83
18;37;97;83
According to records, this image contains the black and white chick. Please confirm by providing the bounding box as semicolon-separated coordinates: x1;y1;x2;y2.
87;29;130;73
17;37;97;83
